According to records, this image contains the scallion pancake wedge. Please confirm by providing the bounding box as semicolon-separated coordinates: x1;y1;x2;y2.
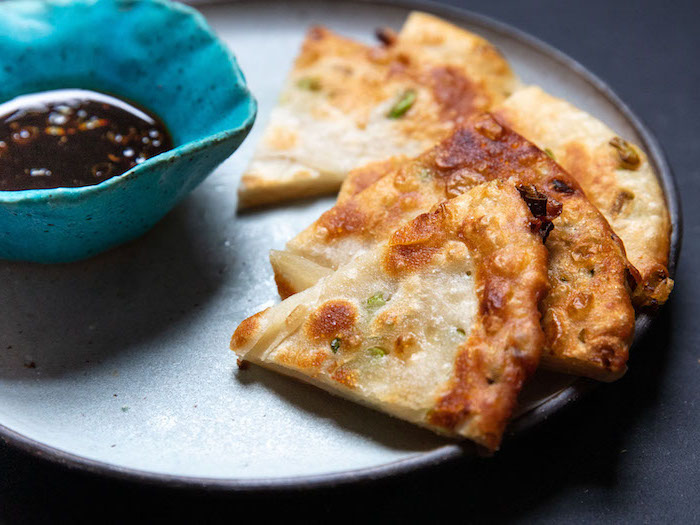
238;12;518;208
233;181;548;450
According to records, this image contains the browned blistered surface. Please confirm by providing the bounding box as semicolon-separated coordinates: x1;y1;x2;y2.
233;182;548;449
239;12;518;208
494;86;672;307
278;115;636;381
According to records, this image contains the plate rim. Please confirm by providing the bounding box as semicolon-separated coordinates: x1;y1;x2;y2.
0;0;682;492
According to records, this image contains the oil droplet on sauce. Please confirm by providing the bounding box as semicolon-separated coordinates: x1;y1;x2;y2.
0;89;173;191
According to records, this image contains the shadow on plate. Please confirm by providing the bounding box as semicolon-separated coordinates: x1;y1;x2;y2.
0;192;232;379
234;364;466;454
236;194;337;217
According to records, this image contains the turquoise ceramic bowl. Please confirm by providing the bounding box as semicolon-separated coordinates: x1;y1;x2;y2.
0;0;256;263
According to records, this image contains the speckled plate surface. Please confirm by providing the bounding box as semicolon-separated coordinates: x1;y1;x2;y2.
0;0;680;490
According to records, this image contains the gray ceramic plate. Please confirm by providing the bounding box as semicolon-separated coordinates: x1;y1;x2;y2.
0;0;680;490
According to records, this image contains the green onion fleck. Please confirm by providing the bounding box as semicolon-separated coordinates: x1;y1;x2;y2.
330;338;341;353
544;148;556;160
387;89;416;119
609;137;640;169
297;77;321;91
367;346;387;358
456;328;466;336
367;292;387;309
417;168;432;181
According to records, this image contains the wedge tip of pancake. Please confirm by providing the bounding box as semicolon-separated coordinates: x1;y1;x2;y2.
270;249;333;299
238;171;343;209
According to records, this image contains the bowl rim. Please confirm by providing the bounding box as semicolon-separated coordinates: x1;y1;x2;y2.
0;0;683;493
0;0;257;204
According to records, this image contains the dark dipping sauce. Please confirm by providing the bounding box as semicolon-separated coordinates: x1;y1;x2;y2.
0;89;173;191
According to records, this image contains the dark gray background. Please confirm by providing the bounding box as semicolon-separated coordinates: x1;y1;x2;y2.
1;0;698;522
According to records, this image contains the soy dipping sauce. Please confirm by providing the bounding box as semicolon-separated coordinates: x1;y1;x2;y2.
0;89;173;191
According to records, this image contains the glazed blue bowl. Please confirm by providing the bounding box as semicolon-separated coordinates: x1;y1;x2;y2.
0;0;256;263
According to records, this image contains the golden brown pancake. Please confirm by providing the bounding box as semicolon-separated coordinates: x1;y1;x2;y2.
493;86;672;307
232;181;549;450
271;115;637;381
238;12;518;208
